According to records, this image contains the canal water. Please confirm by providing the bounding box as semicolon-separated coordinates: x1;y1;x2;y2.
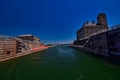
0;45;120;80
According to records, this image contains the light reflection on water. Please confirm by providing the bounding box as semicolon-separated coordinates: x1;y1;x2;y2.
0;45;120;80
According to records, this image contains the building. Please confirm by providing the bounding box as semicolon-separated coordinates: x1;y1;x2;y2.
0;37;22;58
73;13;120;57
0;34;43;59
17;34;34;41
17;34;43;50
77;13;108;40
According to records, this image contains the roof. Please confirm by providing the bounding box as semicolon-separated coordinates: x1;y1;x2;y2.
84;22;97;26
19;34;33;37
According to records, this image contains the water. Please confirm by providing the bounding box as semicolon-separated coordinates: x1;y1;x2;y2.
0;45;120;80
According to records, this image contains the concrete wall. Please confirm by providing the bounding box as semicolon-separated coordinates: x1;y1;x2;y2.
24;41;43;50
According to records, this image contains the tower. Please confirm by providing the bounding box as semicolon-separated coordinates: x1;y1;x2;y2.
97;13;108;30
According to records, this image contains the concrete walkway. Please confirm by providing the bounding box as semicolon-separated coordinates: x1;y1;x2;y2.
0;46;48;62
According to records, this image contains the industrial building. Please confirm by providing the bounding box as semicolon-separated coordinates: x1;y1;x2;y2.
0;34;44;59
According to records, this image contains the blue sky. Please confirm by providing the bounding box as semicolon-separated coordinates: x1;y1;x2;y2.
0;0;120;44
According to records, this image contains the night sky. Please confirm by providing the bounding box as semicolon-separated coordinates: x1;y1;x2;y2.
0;0;120;44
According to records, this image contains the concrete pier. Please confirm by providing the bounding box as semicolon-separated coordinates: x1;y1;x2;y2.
0;46;48;62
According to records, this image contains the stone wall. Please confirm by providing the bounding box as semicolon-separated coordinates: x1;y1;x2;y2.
107;28;120;56
74;28;120;57
84;32;109;56
0;38;21;59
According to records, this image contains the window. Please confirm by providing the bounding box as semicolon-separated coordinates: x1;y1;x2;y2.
102;16;105;18
91;31;94;33
7;51;10;55
86;30;88;33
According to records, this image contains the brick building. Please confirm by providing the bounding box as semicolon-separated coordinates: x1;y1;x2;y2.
0;37;22;58
0;34;43;59
77;13;108;40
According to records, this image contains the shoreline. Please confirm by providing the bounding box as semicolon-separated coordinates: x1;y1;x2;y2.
0;46;49;62
69;45;120;62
